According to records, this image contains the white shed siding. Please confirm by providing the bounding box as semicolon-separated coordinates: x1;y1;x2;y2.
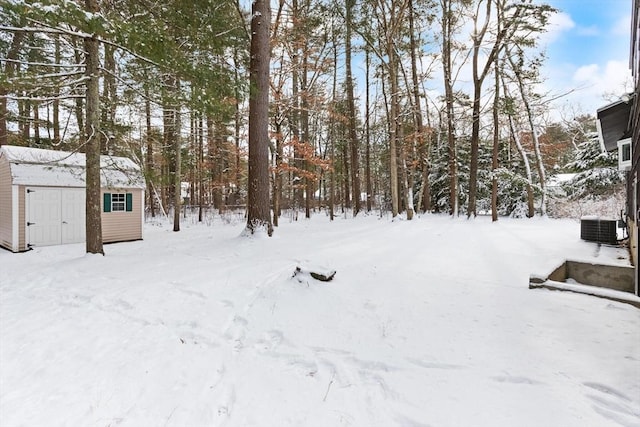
0;146;145;252
102;189;144;243
18;186;25;251
12;186;19;251
0;156;12;250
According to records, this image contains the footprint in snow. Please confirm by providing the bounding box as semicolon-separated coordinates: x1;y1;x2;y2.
583;382;640;427
223;316;248;353
216;386;236;420
491;375;542;385
255;329;284;352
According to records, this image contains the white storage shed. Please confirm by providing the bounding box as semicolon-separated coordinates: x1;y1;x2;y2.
0;145;146;252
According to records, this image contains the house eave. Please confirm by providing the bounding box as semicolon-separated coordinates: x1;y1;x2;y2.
597;96;634;152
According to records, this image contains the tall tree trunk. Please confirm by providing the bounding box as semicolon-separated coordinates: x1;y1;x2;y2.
388;51;400;218
246;0;273;235
145;84;156;217
507;54;546;216
468;0;521;217
342;140;350;210
198;114;204;222
509;116;535;218
330;24;338;221
0;30;25;146
233;47;242;198
527;102;546;216
33;101;40;144
419;122;432;212
467;0;491;218
491;60;500;222
301;44;312;219
206;116;222;211
290;0;303;212
172;83;181;232
409;0;428;214
189;110;196;210
84;0;104;254
441;0;458;216
206;116;215;207
468;78;482;218
399;114;414;220
365;48;373;212
215;120;226;213
162;74;180;231
73;38;85;141
345;0;361;216
273;117;283;226
101;44;116;154
20;99;30;142
53;35;61;145
329;129;335;221
503;76;534;218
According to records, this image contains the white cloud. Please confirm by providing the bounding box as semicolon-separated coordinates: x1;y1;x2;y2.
573;64;600;83
576;25;600;37
612;14;631;36
540;11;575;44
544;59;635;116
572;60;632;96
541;60;632;120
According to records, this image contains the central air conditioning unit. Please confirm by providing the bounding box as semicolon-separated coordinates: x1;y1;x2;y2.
580;217;618;245
618;138;632;171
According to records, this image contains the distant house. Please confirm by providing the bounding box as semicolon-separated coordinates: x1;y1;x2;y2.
595;0;640;296
0;145;145;252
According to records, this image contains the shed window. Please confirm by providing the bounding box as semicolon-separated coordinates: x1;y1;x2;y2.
103;192;133;213
112;193;126;211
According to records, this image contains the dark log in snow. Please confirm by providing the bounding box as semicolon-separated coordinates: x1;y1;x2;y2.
294;266;336;282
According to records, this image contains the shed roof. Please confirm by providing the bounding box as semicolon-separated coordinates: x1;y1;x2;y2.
0;145;145;189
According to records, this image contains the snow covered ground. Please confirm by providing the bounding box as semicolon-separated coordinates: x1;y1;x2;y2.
1;213;639;427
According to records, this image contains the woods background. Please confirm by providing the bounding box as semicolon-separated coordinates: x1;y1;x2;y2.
0;0;625;237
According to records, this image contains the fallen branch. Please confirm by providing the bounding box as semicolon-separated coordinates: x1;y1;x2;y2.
323;380;334;402
293;266;336;282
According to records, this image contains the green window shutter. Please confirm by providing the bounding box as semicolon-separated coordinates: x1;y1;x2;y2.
103;193;111;213
126;193;133;212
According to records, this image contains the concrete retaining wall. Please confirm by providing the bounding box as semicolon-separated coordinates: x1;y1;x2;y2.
545;260;635;293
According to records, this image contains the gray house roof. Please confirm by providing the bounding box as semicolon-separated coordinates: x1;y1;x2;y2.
597;97;633;151
0;145;146;189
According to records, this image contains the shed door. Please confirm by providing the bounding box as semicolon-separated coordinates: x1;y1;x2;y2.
27;188;85;247
60;189;86;244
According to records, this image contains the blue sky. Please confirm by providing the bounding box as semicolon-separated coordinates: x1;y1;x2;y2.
542;0;632;116
252;0;631;121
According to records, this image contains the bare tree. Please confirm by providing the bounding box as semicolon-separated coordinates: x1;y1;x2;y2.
365;47;373;212
502;76;535;217
491;57;500;222
440;0;460;216
345;0;362;216
467;0;523;218
408;0;430;214
507;51;547;216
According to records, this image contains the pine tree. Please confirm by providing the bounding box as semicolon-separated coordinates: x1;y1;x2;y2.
563;134;622;199
245;0;273;235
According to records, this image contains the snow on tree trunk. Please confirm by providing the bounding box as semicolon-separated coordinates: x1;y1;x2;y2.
84;0;103;254
508;113;535;218
246;0;273;236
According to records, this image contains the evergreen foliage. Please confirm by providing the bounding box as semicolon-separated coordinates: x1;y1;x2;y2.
0;0;611;224
563;133;623;199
